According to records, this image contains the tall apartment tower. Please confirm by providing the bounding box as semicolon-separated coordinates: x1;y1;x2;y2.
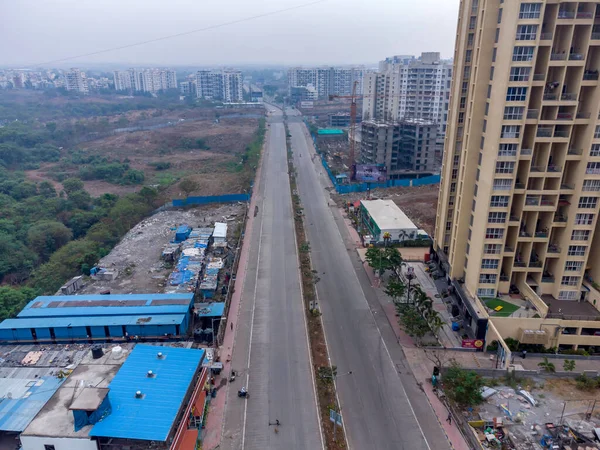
196;70;243;102
434;0;600;315
287;67;365;99
64;68;88;94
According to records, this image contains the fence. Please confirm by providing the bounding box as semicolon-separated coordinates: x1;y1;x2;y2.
311;132;441;194
172;193;250;207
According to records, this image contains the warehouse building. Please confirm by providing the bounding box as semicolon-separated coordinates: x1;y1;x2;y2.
0;294;194;344
20;344;208;450
360;199;419;245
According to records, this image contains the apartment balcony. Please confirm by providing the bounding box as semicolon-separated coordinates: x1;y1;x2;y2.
569;53;585;62
520;148;533;158
553;213;568;224
527;109;539;119
547;243;561;254
547;163;562;173
529;260;543;268
540;32;553;41
561;92;577;101
592;33;600;40
554;130;570;139
558;11;575;19
533;73;546;81
557;112;573;120
525;195;540;206
536;128;553;137
534;230;549;239
560;182;575;191
576;11;594;19
500;274;510;282
515;182;526;191
567;148;583;158
550;53;567;61
514;261;528;268
509;215;520;223
543;93;558;101
583;70;599;80
519;228;533;237
576;111;592;119
541;275;555;283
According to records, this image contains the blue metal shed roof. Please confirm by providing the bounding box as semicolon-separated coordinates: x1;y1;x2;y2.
0;314;187;330
90;344;204;441
0;376;64;432
196;302;225;317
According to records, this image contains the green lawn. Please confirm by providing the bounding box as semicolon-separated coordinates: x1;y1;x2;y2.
483;298;520;317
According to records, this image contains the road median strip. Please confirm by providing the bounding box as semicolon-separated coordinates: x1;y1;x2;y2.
285;120;347;450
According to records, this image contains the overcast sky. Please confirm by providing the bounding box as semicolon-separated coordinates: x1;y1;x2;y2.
0;0;459;68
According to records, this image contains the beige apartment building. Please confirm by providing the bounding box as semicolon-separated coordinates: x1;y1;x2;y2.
434;0;600;354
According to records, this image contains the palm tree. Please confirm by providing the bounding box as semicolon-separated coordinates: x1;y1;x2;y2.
538;357;556;373
383;232;392;247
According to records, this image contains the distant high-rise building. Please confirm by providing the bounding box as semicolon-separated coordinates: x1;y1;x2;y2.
113;70;132;91
362;52;452;152
114;68;177;93
287;67;365;99
196;70;243;102
64;68;88;94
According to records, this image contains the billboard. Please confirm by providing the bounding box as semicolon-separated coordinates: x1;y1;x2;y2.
462;339;484;350
354;164;387;182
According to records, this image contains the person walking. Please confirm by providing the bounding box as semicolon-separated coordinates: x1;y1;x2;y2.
446;413;452;425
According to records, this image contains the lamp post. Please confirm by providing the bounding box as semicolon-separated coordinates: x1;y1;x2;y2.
406;266;415;304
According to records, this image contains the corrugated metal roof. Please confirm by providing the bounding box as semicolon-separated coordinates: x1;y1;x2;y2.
90;344;204;442
195;302;225;317
19;305;190;318
0;314;187;330
0;375;64;432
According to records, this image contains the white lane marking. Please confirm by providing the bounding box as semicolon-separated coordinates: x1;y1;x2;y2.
293;120;433;450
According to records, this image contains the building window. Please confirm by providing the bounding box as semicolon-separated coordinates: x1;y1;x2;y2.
501;125;521;138
583;180;600;192
488;212;507;223
516;24;538;40
558;290;579;300
44;446;56;450
571;230;591;241
561;276;580;286
479;273;497;284
446;221;452;231
565;261;584;272
490;66;495;80
484;244;502;254
465;50;472;63
591;144;600;157
486;228;504;239
519;3;541;19
595;125;600;139
578;197;598;209
575;213;594;225
587;162;600;174
506;87;527;102
499;144;518;157
485;103;490;115
493;179;512;191
513;46;535;61
495;161;515;174
469;16;477;30
478;288;496;297
567;245;587;256
458;112;465;124
468;33;474;46
509;67;531;82
459;97;466;109
487;85;492;99
481;136;485;149
483;119;487;133
503;106;524;120
495;28;501;43
497;8;503;23
481;259;499;269
490;195;510;207
492;48;497;62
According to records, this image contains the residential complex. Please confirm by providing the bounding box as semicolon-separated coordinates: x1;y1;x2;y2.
360;118;438;177
196;69;243;102
287;66;365;99
434;0;600;352
113;68;178;94
362;52;452;149
64;68;89;94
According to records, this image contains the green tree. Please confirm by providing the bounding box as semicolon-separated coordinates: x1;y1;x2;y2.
0;232;37;282
62;178;84;194
442;363;485;407
38;181;57;198
179;178;199;196
385;277;406;304
365;247;391;276
68;190;92;210
384;247;404;273
538;357;556;373
45;122;57;133
27;220;73;261
397;304;430;343
563;359;576;372
0;286;38;320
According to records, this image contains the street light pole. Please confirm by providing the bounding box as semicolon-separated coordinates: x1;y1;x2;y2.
406;266;415;304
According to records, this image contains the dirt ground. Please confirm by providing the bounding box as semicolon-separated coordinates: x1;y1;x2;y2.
333;183;440;235
79;203;245;294
25;114;260;199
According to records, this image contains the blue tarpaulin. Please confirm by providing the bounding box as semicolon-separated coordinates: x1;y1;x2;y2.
73;395;112;432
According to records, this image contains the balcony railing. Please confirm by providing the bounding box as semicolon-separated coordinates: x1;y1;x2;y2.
576;111;591;119
500;274;509;282
548;244;561;253
592;33;600;40
521;148;533;155
537;128;553;137
509;215;520;222
554;130;569;138
541;276;555;283
558;11;575;19
527;109;539;119
584;71;599;80
529;260;543;268
520;228;532;237
526;196;540;205
514;261;527;267
550;53;567;60
501;132;520;139
568;148;582;155
547;164;561;172
530;165;544;172
576;11;594;18
543;93;558;100
535;231;549;238
561;93;577;100
569;53;584;60
561;183;574;190
533;73;545;81
557;112;573;120
554;214;567;222
540;32;553;40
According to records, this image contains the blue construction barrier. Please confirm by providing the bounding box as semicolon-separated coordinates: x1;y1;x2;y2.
172;193;250;207
311;131;440;194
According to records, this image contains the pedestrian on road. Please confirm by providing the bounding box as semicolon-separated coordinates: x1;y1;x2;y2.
230;322;233;331
446;413;452;425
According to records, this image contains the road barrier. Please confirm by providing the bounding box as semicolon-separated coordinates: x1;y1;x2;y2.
172;193;250;207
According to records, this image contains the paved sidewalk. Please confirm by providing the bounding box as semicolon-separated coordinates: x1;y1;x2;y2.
201;121;266;450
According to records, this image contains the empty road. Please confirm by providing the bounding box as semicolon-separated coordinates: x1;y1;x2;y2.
287;109;451;450
221;107;322;450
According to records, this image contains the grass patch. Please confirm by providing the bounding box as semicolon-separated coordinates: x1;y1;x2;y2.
483;297;520;317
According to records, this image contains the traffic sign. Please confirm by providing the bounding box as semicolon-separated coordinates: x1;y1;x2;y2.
329;409;342;426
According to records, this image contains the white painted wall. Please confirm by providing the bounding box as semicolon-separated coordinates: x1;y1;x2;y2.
20;436;98;450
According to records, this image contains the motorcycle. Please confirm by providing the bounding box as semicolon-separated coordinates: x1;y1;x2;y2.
238;388;249;399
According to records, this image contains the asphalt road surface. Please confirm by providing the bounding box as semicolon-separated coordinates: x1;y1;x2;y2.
221;106;322;450
287;109;451;450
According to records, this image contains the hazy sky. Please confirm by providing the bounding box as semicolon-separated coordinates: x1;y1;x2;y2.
0;0;459;68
